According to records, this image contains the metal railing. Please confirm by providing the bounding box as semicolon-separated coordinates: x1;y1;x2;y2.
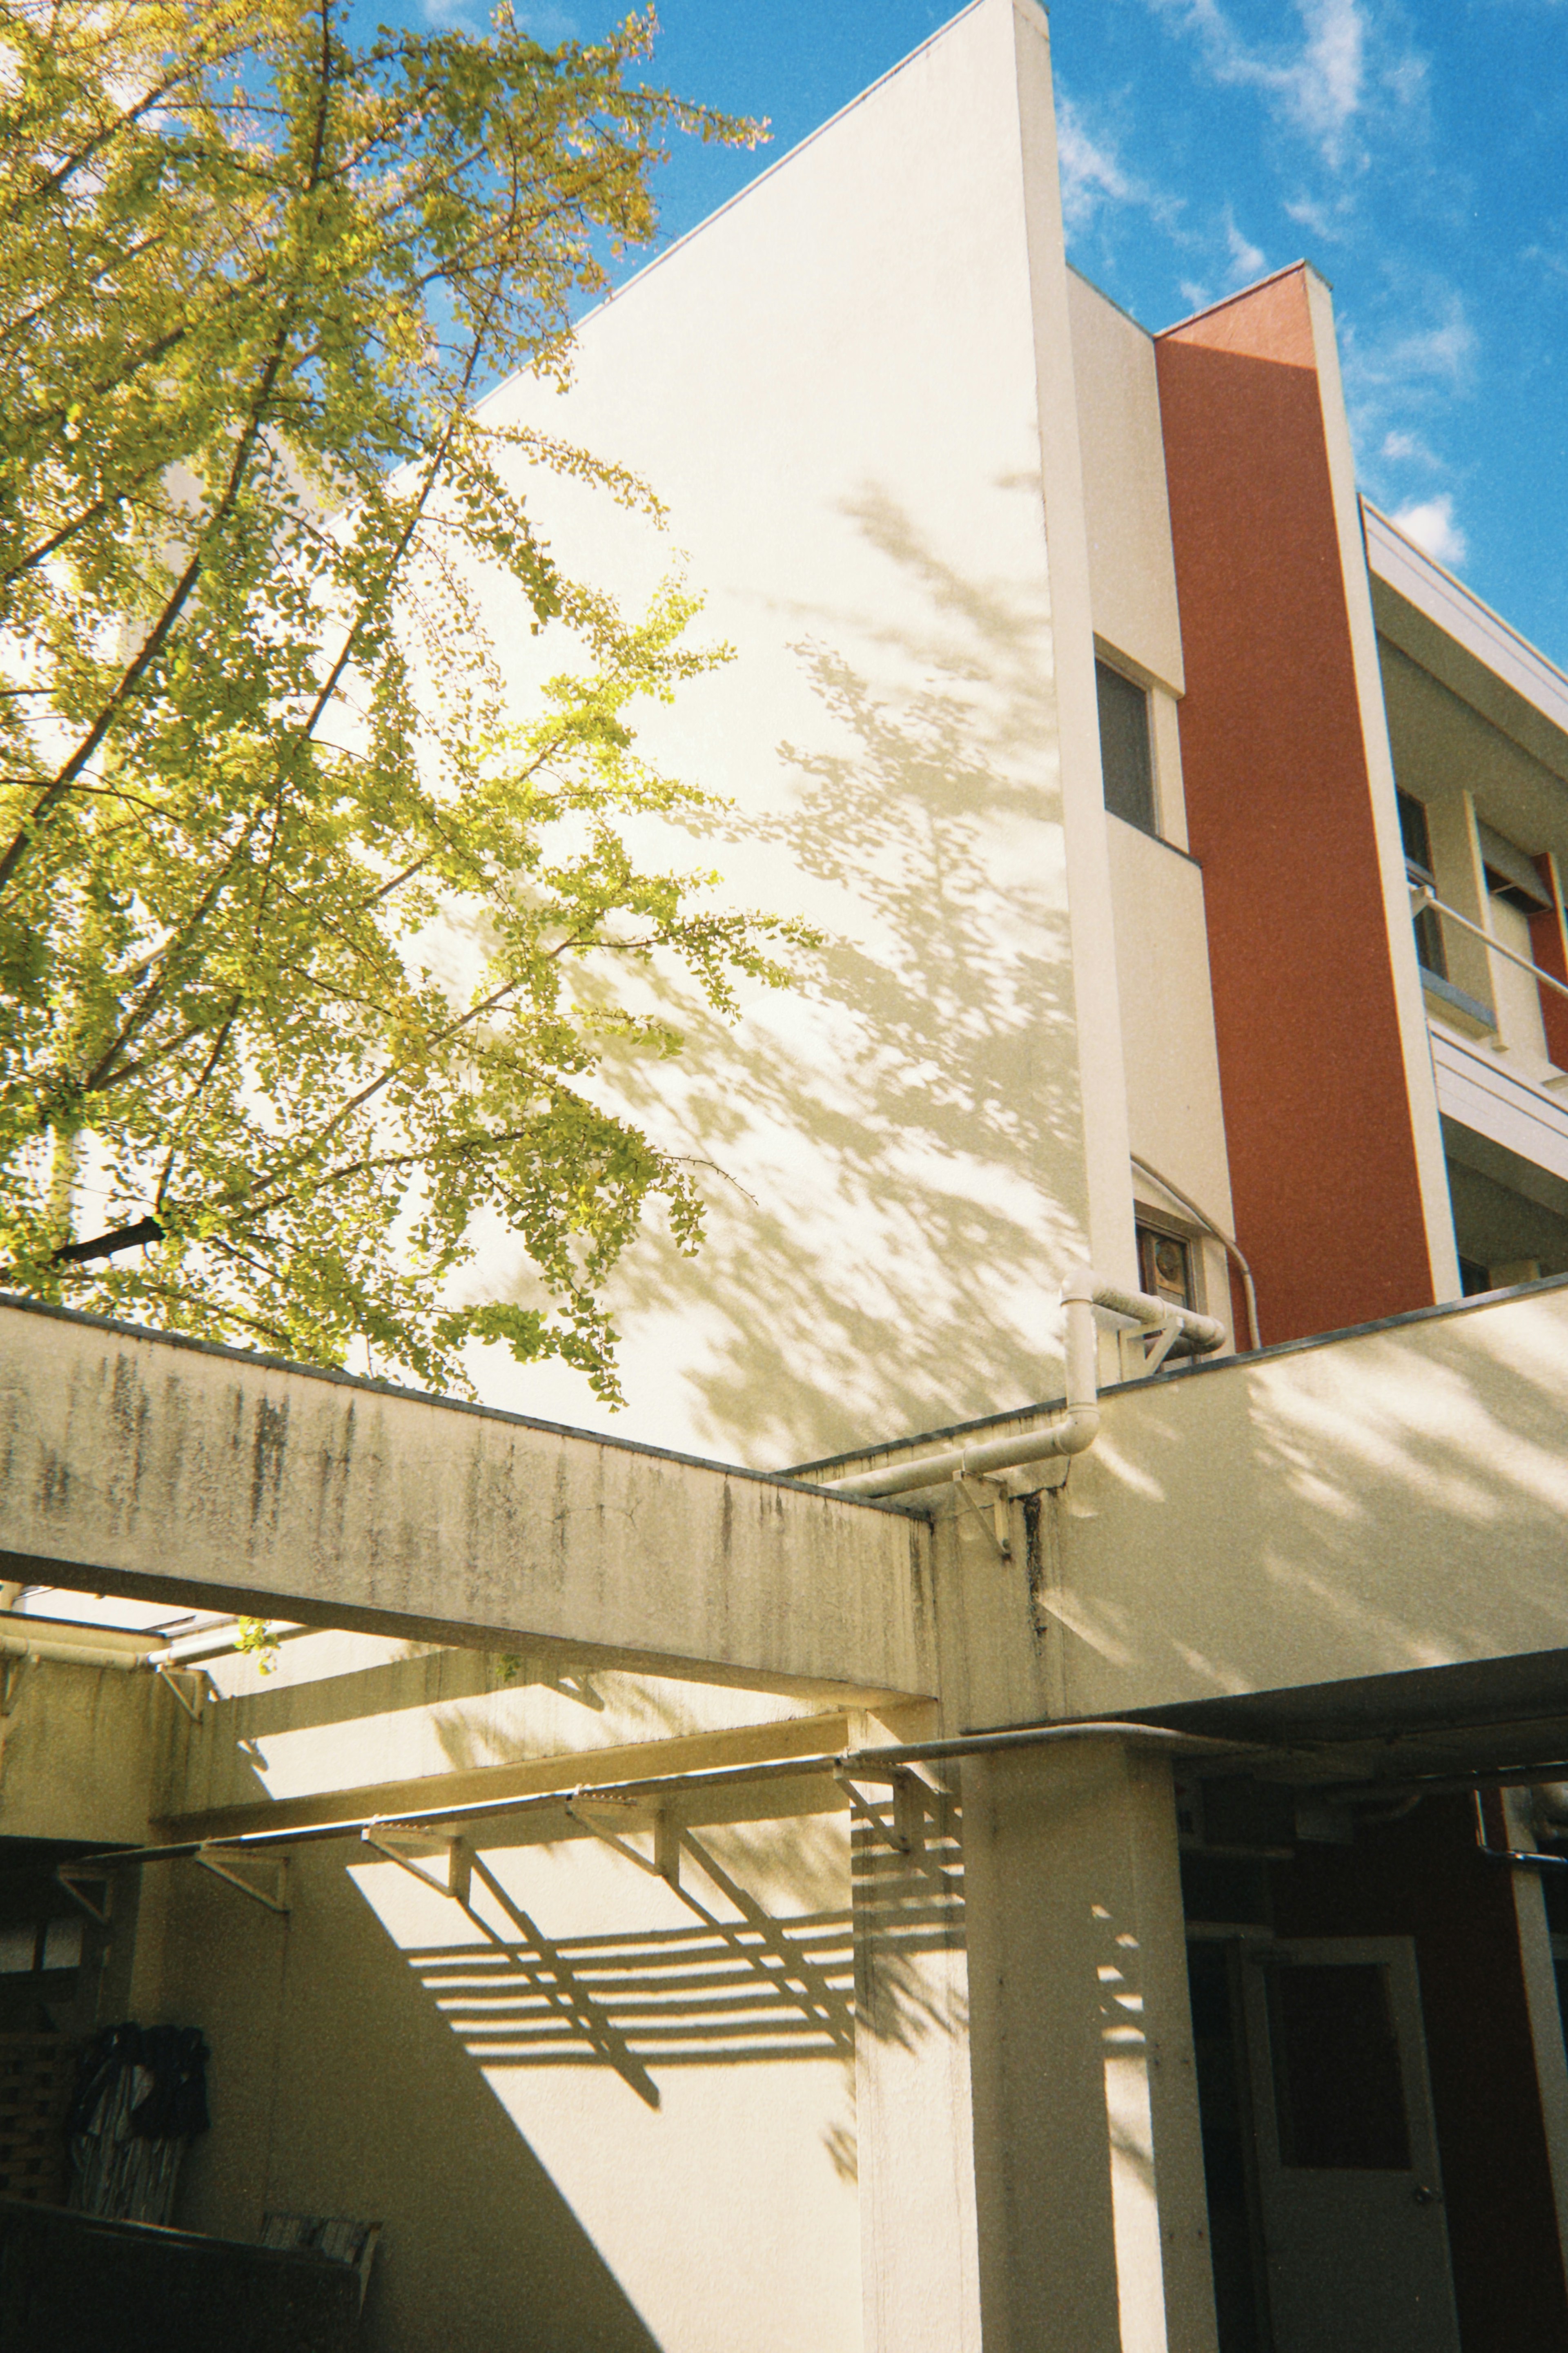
1409;884;1568;1004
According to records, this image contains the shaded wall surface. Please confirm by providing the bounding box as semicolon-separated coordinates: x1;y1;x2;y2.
1272;1801;1568;2353
1156;267;1437;1343
155;1813;873;2353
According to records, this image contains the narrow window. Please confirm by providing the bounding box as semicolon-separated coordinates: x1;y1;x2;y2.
1097;659;1156;836
1396;790;1446;980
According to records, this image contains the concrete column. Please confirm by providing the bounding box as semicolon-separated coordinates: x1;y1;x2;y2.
851;1764;982;2353
960;1737;1217;2353
1503;1793;1568;2297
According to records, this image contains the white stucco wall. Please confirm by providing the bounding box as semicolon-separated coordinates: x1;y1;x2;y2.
449;0;1134;1467
151;1804;867;2353
1105;816;1237;1327
1066;270;1184;698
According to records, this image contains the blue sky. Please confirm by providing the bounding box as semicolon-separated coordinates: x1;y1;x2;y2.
359;0;1568;670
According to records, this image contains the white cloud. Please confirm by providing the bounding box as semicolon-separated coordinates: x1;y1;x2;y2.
1342;291;1475;415
1522;240;1568;288
1339;290;1473;511
1382;299;1474;385
516;4;579;36
1223;209;1266;283
1148;0;1423;171
1390;495;1467;568
1380;428;1439;466
423;0;579;31
1056;99;1135;230
1290;0;1367;150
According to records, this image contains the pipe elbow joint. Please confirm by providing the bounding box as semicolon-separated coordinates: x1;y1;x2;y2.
1054;1403;1101;1456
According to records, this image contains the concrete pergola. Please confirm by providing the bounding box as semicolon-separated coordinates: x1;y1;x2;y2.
11;1283;1568;2353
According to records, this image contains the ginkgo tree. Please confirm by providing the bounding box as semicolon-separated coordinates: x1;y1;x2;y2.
0;0;799;1401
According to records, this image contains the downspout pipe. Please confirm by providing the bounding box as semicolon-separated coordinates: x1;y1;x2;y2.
815;1269;1225;1500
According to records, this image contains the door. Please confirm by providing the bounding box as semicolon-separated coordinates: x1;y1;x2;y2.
1240;1937;1461;2353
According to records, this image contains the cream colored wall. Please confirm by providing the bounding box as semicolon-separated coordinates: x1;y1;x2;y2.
1064;269;1236;1321
1066;270;1184;701
1042;1280;1568;1716
0;1657;162;1846
152;1805;867;2353
445;0;1136;1466
1104;815;1236;1328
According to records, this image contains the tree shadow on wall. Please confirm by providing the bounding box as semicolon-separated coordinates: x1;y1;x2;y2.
548;485;1091;1467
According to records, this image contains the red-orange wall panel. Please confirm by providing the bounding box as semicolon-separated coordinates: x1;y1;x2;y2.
1529;854;1568;1071
1155;268;1438;1344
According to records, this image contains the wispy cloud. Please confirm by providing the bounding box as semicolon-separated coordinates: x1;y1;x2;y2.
1342;288;1475;419
1381;296;1474;385
1284;187;1357;242
1056;98;1138;231
1391;494;1467;568
1147;0;1425;172
1223;208;1266;283
422;0;579;32
1381;428;1440;466
1522;236;1568;289
1343;290;1473;522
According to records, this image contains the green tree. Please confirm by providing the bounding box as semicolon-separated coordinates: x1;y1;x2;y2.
0;0;797;1400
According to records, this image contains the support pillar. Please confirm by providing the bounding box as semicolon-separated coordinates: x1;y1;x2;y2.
960;1737;1217;2353
852;1764;982;2353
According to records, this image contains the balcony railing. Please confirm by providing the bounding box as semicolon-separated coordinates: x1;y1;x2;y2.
1409;884;1568;1005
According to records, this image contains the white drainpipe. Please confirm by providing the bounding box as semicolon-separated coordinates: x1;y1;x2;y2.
817;1269;1225;1500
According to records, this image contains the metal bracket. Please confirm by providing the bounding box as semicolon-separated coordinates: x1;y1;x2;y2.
56;1862;112;1925
361;1827;472;1907
565;1794;681;1890
954;1474;1014;1559
1142;1313;1183;1374
835;1766;927;1855
194;1845;290;1915
154;1663;206;1723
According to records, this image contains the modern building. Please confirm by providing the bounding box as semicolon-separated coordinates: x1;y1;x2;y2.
6;2;1568;2348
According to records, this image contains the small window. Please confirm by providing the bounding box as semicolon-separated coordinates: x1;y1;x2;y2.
1396;790;1446;980
1096;660;1156;836
1267;1962;1411;2171
1136;1221;1195;1312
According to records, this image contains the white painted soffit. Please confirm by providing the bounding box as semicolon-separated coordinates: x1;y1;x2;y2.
1363;500;1568;749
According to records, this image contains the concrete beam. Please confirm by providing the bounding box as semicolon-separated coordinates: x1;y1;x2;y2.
0;1300;935;1702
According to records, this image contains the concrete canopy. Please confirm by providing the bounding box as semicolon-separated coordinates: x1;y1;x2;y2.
0;1298;934;1702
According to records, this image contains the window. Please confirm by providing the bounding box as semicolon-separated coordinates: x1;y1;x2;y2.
1097;659;1156;836
1477;821;1552;916
1397;790;1446;980
1137;1220;1196;1312
1266;1961;1412;2172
